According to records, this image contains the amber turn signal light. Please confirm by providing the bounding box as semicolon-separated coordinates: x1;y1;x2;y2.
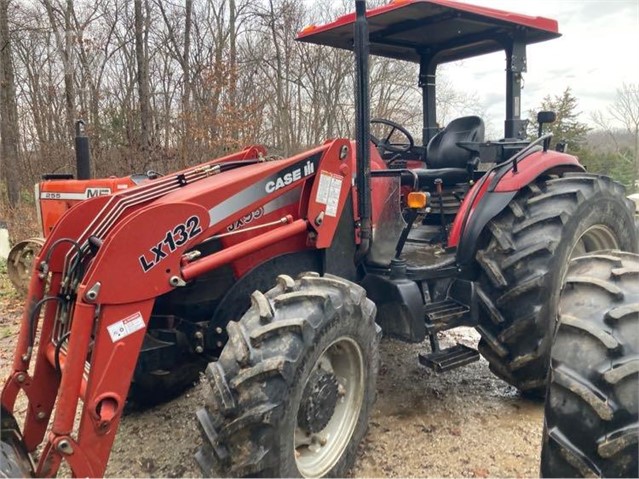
407;192;428;209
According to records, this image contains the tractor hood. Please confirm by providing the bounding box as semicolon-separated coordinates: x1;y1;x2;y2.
296;0;560;64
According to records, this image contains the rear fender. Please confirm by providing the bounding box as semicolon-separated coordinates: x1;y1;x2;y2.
450;150;584;268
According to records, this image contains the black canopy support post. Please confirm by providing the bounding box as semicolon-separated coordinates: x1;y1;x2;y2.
420;54;438;152
504;35;528;140
75;120;92;180
354;0;372;260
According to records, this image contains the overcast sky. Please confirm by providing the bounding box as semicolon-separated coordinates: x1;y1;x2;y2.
443;0;639;134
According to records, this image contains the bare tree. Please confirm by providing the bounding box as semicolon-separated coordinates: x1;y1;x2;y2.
134;0;151;150
3;0;483;198
42;0;77;142
0;0;20;206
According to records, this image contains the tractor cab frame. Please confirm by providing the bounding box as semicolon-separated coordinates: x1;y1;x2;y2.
298;0;560;151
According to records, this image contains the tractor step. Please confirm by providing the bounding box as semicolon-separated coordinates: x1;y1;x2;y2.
418;344;479;372
424;298;471;332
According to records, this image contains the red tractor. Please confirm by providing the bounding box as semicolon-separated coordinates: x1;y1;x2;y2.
1;1;637;477
6;121;155;294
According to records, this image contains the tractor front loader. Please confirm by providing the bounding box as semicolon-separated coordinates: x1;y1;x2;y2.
2;1;637;477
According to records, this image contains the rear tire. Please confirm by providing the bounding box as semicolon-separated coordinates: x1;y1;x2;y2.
474;173;637;396
540;251;639;477
195;273;380;477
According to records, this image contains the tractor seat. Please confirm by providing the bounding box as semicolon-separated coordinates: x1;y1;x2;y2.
426;116;485;170
408;116;485;189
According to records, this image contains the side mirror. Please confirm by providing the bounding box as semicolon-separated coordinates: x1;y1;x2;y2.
537;111;556;124
537;111;556;138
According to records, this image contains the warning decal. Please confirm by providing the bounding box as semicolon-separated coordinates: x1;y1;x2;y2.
315;171;343;218
107;311;146;342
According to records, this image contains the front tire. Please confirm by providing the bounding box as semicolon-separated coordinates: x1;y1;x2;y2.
474;173;637;396
540;251;639;477
195;273;380;477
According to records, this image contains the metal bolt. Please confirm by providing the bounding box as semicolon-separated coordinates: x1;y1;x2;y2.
215;327;223;334
169;276;186;287
337;384;346;396
195;346;204;354
315;212;324;226
16;373;26;383
216;341;223;348
37;411;46;420
339;145;349;160
194;331;203;339
57;439;73;455
85;282;101;302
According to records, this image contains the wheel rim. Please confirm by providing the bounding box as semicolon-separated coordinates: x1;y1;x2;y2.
570;224;620;259
7;239;44;292
294;337;364;478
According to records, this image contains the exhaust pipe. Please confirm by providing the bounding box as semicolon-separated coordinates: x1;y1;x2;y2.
354;0;372;261
75;120;91;180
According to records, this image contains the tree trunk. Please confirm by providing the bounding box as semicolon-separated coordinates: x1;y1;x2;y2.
229;0;238;142
0;0;20;206
135;0;151;151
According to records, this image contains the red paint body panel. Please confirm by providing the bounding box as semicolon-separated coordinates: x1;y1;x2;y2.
448;150;584;247
447;173;493;248
84;202;211;303
493;150;584;192
38;176;138;236
308;139;353;248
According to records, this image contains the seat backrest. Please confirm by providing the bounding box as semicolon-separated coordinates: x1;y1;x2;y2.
426;116;485;169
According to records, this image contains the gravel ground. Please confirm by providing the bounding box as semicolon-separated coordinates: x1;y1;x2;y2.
103;329;544;478
1;290;544;478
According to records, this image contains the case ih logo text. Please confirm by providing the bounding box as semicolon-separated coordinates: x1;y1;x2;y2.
138;216;203;272
265;160;315;193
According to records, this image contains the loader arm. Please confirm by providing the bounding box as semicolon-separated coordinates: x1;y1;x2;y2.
1;139;357;477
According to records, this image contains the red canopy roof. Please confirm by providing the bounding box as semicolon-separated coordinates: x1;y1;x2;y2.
297;0;560;64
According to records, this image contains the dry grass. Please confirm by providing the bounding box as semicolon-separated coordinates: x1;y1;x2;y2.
0;190;41;246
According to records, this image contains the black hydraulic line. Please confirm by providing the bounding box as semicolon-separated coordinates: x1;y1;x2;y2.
42;238;83;289
26;296;65;361
43;238;82;265
54;331;72;373
354;0;372;259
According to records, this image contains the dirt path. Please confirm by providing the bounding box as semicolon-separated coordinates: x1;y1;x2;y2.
1;282;544;478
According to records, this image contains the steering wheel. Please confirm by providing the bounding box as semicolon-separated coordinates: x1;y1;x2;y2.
370;118;415;154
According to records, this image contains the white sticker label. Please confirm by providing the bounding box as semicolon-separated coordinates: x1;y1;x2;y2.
316;172;332;204
315;172;343;218
107;312;146;342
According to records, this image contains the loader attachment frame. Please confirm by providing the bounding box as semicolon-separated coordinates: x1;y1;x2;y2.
1;140;363;476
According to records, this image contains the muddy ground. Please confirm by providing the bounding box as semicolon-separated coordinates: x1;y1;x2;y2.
1;262;544;477
103;329;544;478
